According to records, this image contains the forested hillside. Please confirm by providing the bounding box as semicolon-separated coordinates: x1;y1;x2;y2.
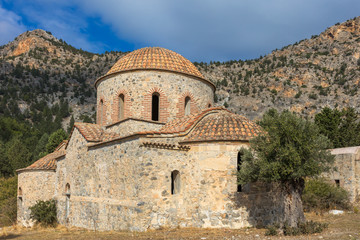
0;17;360;177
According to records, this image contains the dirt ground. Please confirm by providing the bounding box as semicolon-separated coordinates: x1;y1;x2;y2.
1;212;359;240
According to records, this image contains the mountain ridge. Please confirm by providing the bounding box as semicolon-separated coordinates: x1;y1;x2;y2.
0;16;359;127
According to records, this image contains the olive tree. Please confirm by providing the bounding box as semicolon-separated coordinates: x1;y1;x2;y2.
238;109;334;226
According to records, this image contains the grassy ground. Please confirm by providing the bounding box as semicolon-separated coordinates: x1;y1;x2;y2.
1;212;359;240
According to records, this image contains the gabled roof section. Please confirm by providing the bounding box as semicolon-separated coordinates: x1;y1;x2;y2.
70;122;120;143
84;108;262;147
17;141;66;173
73;122;103;142
155;107;225;134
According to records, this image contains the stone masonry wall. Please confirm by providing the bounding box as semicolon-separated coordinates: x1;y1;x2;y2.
106;119;164;136
324;148;360;202
56;134;291;231
17;170;55;227
96;70;214;125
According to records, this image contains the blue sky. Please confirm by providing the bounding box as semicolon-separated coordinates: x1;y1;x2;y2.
1;0;359;62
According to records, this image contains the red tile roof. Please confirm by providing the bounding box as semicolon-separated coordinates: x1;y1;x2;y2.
73;122;103;142
95;47;215;89
155;107;225;134
182;110;262;143
72;122;120;142
136;107;262;143
72;109;261;147
16;141;67;173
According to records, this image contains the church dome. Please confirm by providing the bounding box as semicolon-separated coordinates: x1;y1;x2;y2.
100;47;206;82
182;109;262;143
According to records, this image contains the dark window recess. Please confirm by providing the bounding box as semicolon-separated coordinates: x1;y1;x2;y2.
335;179;340;187
237;152;242;192
184;97;191;116
171;170;180;195
118;94;125;120
152;93;160;121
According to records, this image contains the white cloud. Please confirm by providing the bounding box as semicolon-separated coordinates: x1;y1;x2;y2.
5;0;107;53
2;0;360;60
0;5;26;45
73;0;360;61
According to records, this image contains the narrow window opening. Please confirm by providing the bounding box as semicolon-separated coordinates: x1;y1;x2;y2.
237;152;243;192
99;100;104;125
118;94;125;121
18;187;23;201
184;97;191;116
152;93;160;121
208;103;212;108
171;170;180;195
65;183;70;219
335;179;340;187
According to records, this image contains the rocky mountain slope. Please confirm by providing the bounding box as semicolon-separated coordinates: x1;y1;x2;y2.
0;29;125;125
0;17;359;127
196;17;360;119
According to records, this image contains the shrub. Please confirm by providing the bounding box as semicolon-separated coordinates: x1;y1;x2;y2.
265;223;280;236
29;199;57;226
302;178;350;211
283;221;328;236
0;176;17;226
266;221;328;236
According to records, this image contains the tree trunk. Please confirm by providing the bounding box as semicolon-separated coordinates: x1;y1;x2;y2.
279;180;305;227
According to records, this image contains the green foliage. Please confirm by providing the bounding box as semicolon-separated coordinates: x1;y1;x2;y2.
315;107;360;148
45;129;67;153
34;133;49;160
6;136;32;174
302;178;349;211
29;200;57;226
238;109;334;187
308;93;318;100
79;114;93;124
68;115;75;133
0;176;17;226
266;221;328;236
283;221;328;236
265;224;280;236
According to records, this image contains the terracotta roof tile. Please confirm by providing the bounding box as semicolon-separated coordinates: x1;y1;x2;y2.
74;122;103;142
182;110;262;143
97;47;213;86
73;122;121;143
17;141;67;172
155;107;224;134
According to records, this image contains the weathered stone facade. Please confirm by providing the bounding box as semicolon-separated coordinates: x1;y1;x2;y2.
96;70;214;125
324;146;360;202
17;47;304;230
17;170;55;227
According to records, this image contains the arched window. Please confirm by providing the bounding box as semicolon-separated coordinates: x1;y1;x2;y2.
184;97;191;116
99;100;104;125
152;93;160;121
171;170;180;195
65;183;71;196
237;152;243;192
118;94;125;121
65;183;71;219
208;103;212;108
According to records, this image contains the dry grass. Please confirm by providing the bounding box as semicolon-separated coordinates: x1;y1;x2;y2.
1;212;360;240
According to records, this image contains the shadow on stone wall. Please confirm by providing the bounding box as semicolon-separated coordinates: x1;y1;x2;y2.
230;182;304;227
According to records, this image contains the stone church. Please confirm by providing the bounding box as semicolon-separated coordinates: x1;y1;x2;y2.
15;47;317;230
